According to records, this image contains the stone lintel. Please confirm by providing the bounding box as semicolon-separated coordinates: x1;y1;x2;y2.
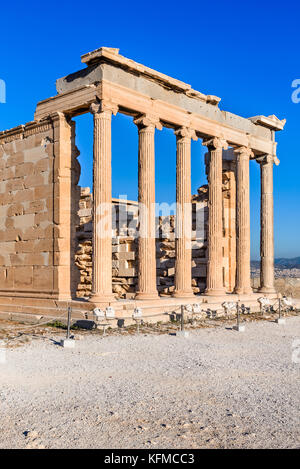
35;84;99;120
33;82;276;156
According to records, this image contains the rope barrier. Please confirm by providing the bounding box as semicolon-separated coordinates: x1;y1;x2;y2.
0;310;70;345
1;297;299;346
0;305;184;345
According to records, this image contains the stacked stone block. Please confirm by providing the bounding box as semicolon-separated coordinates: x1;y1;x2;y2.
0;116;81;300
0;121;56;295
75;185;221;299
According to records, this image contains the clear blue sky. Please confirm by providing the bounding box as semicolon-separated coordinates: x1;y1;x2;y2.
0;0;299;259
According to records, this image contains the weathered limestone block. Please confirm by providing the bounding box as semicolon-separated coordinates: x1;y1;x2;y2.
0;120;62;295
115;251;135;261
33;266;54;290
0;267;14;288
14;266;33;288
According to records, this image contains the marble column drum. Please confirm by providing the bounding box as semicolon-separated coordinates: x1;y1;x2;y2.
134;115;162;299
259;155;276;293
173;127;197;298
90;101;118;303
234;146;252;295
203;137;228;296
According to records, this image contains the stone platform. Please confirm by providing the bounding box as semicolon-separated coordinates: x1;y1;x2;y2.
0;293;278;326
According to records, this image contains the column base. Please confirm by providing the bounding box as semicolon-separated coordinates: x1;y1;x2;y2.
258;287;276;294
135;291;159;300
205;288;226;296
173;290;194;299
89;293;116;304
234;287;253;295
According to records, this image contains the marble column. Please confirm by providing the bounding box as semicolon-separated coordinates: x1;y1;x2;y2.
134;115;162;299
203;137;228;296
259;155;276;293
90;101;118;303
234;146;253;295
173;127;197;297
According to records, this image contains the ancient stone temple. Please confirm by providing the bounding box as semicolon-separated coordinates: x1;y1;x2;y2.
0;47;285;320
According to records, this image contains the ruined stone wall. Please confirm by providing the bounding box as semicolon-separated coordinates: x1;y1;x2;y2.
75;175;235;299
0;116;80;299
75;192;138;298
0;121;56;296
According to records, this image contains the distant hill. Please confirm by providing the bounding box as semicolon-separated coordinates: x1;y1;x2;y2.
274;257;300;269
251;257;300;269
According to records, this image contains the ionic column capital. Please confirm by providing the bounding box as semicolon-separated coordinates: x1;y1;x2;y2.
133;114;162;131
202;137;228;150
257;154;280;166
90;100;118;116
234;146;254;160
174;126;198;142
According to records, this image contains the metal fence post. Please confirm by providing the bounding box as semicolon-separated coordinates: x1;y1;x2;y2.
67;306;72;340
181;305;184;332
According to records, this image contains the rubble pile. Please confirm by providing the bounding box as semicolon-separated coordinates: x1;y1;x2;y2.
75;188;208;299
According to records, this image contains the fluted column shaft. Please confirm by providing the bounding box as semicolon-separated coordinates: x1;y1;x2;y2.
234;147;252;294
90;101;117;303
259;155;276;293
173;127;196;297
203;137;228;296
134;115;161;299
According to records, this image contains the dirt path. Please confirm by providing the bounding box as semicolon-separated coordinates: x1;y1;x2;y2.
0;316;299;448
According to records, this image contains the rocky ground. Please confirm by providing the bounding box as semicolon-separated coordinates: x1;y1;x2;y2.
0;315;300;449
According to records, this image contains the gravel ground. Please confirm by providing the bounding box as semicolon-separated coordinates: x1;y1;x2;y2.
0;317;300;449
